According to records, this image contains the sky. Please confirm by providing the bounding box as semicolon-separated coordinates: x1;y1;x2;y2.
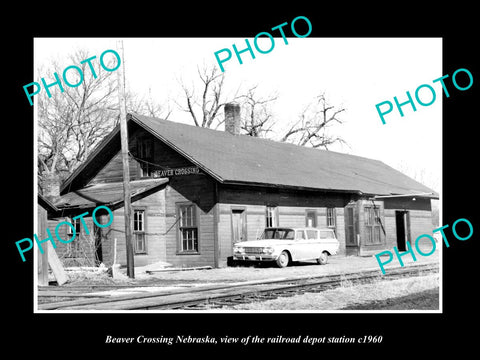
34;37;442;192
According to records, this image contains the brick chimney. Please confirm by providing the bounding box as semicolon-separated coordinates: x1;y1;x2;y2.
224;102;241;135
42;172;61;203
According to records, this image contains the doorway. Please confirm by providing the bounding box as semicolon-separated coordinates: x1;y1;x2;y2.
231;209;247;244
395;210;410;251
344;205;358;255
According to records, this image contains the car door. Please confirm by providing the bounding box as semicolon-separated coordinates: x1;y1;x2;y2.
305;229;322;259
291;230;308;260
293;229;318;260
319;229;337;253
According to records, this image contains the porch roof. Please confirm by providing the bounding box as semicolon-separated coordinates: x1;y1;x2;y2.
54;178;168;213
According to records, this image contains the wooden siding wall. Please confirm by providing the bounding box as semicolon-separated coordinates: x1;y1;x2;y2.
90;151;141;184
164;181;216;268
218;185;353;208
95;177;217;269
111;189;167;267
88;127;148;184
108;176;217;268
89;126;196;185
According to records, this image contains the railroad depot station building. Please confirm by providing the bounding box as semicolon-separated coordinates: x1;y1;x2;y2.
42;104;438;268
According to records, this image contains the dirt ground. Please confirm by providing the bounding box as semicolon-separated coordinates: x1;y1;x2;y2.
343;288;439;310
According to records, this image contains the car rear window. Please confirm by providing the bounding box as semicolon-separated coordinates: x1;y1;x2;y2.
306;230;318;240
320;230;334;239
296;230;306;240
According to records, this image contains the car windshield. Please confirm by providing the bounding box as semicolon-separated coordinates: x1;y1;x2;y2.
260;229;295;240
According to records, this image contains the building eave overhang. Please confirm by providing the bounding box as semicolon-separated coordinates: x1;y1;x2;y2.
370;192;439;200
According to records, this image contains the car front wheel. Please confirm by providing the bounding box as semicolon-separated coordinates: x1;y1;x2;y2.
276;251;290;268
317;251;329;265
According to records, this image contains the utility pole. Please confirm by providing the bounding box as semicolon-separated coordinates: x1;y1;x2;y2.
116;40;135;278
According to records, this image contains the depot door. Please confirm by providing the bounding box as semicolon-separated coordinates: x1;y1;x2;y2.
231;209;247;244
395;211;411;251
344;205;358;255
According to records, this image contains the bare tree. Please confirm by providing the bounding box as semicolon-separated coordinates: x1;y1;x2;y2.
280;93;347;149
394;161;440;192
176;66;347;150
38;48;169;188
128;87;172;119
238;85;278;138
177;65;241;129
38;49;119;182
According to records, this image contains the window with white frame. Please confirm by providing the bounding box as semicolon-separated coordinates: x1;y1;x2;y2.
364;206;382;245
67;216;81;233
326;207;336;228
133;209;146;254
266;206;278;227
66;216;82;257
178;204;198;252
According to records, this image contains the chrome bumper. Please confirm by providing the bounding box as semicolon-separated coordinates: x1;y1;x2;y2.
233;254;277;262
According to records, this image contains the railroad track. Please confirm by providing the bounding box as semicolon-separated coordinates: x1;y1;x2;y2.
169;263;440;310
38;262;439;311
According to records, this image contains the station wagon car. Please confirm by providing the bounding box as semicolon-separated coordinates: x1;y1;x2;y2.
232;227;340;268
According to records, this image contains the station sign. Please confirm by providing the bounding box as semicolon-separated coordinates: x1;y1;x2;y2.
151;166;200;178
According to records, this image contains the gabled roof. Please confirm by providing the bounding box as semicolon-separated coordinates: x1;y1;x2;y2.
61;113;437;197
55;178;168;211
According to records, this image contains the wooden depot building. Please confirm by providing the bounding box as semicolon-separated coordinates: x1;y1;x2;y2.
43;103;438;268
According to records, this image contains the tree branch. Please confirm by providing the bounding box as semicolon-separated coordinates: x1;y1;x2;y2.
280;93;347;149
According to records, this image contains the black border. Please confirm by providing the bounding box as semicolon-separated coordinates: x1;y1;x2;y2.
7;5;478;355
